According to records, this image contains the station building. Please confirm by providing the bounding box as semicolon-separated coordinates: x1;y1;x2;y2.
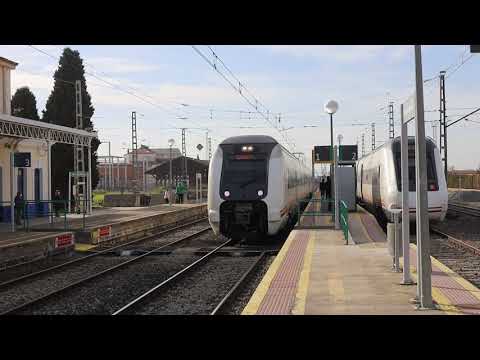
0;56;97;223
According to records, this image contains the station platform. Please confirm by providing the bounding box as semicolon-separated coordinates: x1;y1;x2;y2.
0;203;206;267
242;194;480;315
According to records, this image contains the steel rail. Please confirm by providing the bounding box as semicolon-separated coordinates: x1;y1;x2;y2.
210;252;268;315
448;203;480;217
112;238;234;315
430;227;480;257
1;227;212;315
0;217;208;290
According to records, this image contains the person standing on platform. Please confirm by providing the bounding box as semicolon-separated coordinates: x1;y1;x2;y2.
326;176;332;211
14;192;24;226
164;189;169;204
53;189;62;217
320;178;325;198
176;181;187;204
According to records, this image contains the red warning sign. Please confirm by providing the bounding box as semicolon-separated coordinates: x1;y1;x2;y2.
99;226;112;238
55;233;74;248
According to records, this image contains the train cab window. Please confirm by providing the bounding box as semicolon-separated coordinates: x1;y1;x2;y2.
394;151;438;191
222;158;267;186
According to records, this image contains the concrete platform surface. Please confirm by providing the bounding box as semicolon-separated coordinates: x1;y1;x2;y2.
304;230;439;315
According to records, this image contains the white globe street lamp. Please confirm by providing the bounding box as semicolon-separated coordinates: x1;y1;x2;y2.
324;100;339;215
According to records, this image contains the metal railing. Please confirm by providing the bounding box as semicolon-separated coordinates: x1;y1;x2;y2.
339;200;349;244
1;199;90;232
296;195;335;229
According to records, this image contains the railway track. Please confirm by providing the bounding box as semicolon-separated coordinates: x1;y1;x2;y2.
448;202;480;218
112;247;276;315
0;217;208;288
429;228;480;288
1;226;213;315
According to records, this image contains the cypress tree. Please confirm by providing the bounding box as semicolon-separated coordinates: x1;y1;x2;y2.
42;48;100;197
11;87;40;120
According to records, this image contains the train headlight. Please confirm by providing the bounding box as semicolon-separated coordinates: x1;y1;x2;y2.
247;146;253;151
242;146;248;151
224;190;230;197
257;190;264;197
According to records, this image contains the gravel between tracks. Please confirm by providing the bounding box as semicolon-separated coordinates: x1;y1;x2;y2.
0;226;214;314
226;254;275;315
0;252;87;284
128;254;259;315
17;254;201;315
433;211;480;243
430;236;480;288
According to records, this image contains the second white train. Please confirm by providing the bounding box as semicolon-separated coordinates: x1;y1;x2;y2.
356;136;448;222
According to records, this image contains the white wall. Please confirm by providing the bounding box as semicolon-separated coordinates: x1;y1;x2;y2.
0;138;49;202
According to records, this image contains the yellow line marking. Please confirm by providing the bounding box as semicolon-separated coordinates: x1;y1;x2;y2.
407;244;473;315
241;229;298;315
430;255;480;302
75;243;97;252
291;232;315;315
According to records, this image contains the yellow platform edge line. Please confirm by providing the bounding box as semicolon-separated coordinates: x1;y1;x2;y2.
408;244;468;315
291;231;315;315
241;229;299;315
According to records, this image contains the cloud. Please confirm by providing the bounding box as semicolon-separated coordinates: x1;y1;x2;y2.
85;57;163;74
249;45;411;63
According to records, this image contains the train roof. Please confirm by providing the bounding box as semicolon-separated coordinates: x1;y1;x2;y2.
220;135;278;145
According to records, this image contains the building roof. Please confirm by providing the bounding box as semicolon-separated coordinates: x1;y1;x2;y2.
0;113;98;146
0;56;18;69
145;156;209;176
150;148;182;157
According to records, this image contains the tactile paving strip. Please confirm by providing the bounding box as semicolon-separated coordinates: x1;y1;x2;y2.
410;247;480;315
256;231;309;314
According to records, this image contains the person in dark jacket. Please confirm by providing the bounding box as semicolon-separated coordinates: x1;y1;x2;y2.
325;176;332;211
320;178;326;198
53;190;62;217
14;192;24;225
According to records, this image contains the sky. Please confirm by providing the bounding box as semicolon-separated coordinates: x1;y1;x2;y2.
1;45;479;172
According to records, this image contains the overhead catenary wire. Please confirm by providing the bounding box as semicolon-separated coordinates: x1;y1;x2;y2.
26;45;207;131
191;45;295;152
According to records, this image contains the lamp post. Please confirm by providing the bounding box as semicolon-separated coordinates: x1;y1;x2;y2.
168;138;175;206
324;100;339;210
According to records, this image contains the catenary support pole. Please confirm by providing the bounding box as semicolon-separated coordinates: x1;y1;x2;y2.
401;104;413;285
414;45;433;309
10;152;14;232
88;145;92;215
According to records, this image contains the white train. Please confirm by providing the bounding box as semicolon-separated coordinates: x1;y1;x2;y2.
208;135;314;240
356;136;448;222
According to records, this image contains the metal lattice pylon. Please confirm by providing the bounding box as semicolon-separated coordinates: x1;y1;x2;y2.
131;111;138;191
439;71;447;178
388;102;394;139
74;80;86;211
371;123;376;151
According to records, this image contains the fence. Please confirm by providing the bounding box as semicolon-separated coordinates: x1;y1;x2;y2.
339;200;349;244
296;196;335;229
0;199;90;232
448;173;480;189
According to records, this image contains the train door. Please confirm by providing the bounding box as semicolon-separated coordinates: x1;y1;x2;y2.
360;164;363;200
372;165;382;209
17;168;27;199
34;168;42;214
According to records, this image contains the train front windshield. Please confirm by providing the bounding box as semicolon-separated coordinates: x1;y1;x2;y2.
393;140;439;192
222;158;267;186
